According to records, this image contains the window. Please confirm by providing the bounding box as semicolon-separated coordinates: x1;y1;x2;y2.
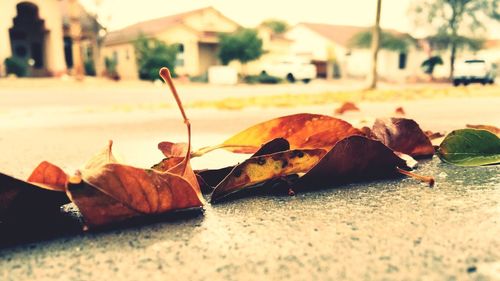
176;43;185;67
63;36;73;68
398;53;407;69
86;47;93;60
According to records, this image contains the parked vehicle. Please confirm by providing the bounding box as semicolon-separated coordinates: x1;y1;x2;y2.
261;57;317;83
452;59;496;86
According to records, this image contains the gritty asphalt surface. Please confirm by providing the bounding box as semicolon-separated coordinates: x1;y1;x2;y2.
0;81;499;280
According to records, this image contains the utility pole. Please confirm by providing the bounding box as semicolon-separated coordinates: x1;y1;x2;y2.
368;0;382;89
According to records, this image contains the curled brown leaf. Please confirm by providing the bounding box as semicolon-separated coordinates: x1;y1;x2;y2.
372;118;434;158
294;136;410;189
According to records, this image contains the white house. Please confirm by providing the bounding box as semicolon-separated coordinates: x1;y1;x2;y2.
285;22;428;81
0;0;101;77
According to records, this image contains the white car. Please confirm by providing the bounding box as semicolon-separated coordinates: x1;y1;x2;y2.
453;59;496;86
261;58;317;83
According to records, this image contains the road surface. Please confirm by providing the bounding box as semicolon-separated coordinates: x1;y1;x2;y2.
0;82;499;280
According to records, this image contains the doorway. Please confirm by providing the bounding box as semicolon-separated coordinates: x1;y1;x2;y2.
9;2;48;76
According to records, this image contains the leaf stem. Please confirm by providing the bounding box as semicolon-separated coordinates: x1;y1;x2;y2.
396;167;435;187
107;140;113;163
159;67;190;175
191;144;260;158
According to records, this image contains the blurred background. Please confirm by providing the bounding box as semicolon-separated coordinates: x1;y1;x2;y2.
1;0;499;85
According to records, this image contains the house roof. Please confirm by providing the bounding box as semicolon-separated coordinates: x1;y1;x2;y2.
103;6;239;46
299;22;407;47
484;39;500;49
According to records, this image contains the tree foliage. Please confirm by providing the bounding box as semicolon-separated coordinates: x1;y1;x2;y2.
218;28;263;65
421;56;444;75
426;33;484;51
261;19;289;34
134;35;179;81
412;0;500;77
349;30;415;52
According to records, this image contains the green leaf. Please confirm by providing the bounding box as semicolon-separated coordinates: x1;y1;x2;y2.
437;129;500;166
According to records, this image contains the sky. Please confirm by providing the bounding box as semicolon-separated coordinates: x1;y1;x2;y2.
80;0;500;38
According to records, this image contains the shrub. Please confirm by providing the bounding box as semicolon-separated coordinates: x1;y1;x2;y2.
244;72;282;84
104;56;119;80
134;35;178;81
84;59;96;76
190;73;208;83
4;57;28;77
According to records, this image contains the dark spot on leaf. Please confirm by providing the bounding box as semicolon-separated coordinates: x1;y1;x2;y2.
234;170;242;177
257;158;266;165
281;160;288;168
297;151;304;158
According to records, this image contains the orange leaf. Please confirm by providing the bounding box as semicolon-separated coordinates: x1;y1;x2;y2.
64;68;205;229
67;164;204;228
221;113;362;153
27;161;68;191
334;102;360;115
394;106;406;115
158;142;189;157
152;156;202;195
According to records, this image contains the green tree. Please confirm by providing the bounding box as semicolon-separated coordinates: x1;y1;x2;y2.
134;35;179;81
349;30;415;53
413;0;500;78
261;19;289;34
218;28;263;66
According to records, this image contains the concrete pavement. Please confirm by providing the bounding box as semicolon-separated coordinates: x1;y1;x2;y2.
0;81;499;280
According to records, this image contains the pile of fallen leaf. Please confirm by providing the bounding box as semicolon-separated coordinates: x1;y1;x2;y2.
1;68;499;232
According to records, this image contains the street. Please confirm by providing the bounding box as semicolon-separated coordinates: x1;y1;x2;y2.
0;80;499;280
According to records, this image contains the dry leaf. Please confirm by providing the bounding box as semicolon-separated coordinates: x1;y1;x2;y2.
67;163;204;228
215;113;362;153
394;107;406;115
294;136;411;189
65;68;204;229
466;124;500;136
27;161;69;191
211;148;326;202
334;102;360;115
372;118;434;158
424;130;445;140
196;138;291;193
158;142;189;157
1;168;69;220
